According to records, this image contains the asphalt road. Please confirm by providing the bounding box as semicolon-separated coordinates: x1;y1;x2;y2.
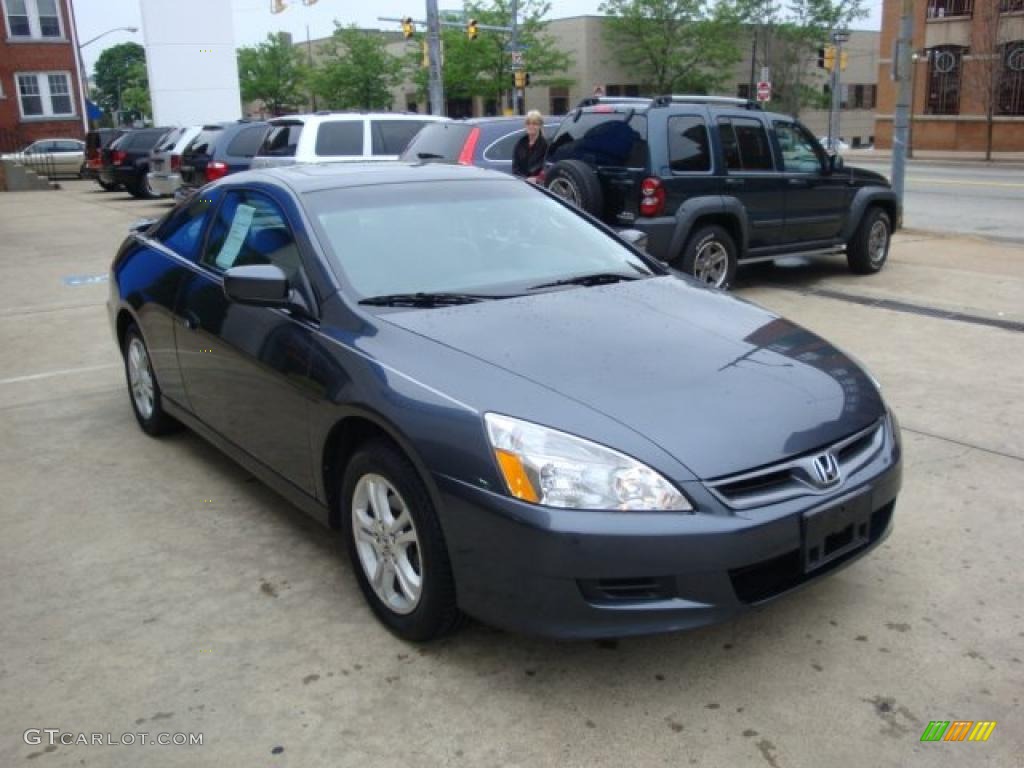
849;159;1024;244
1;182;1022;768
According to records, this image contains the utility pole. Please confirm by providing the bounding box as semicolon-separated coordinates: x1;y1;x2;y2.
425;0;445;115
509;0;520;115
306;25;316;112
891;0;914;207
828;30;848;149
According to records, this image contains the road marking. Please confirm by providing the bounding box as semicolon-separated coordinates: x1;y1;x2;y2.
0;363;119;385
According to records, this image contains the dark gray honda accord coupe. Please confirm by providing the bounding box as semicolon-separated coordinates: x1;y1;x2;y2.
108;163;902;641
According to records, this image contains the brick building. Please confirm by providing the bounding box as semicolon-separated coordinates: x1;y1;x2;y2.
874;0;1024;151
0;0;87;148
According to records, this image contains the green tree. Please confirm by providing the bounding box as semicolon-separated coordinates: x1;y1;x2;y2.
408;1;573;112
92;42;150;122
312;24;406;110
598;0;747;95
238;32;309;115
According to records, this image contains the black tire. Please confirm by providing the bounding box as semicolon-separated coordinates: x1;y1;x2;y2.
97;179;120;192
847;206;891;274
676;224;739;290
128;172;158;200
340;439;461;642
122;324;178;436
545;159;604;217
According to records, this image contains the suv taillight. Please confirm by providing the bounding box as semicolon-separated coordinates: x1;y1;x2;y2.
171;154;181;172
457;127;481;165
639;177;665;217
205;161;228;182
112;150;128;165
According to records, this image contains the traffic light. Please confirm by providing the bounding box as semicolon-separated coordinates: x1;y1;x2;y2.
840;50;849;71
514;70;526;89
401;16;414;39
823;45;836;71
467;19;478;40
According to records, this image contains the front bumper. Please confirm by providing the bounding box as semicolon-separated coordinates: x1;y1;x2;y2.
148;172;182;197
436;425;901;639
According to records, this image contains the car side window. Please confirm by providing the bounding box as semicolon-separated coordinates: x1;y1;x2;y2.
774;121;823;174
717;118;773;172
667;115;711;172
315;121;364;156
156;191;219;261
371;120;428;155
226;125;269;158
201;191;304;284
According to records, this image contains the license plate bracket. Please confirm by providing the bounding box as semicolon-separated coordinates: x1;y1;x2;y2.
802;491;872;573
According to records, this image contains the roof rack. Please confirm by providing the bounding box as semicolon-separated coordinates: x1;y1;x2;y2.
575;96;653;109
651;95;763;111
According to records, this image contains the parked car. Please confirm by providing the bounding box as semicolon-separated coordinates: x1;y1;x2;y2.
400;116;561;172
177;120;269;198
1;138;85;178
250;112;444;169
147;125;202;198
84;128;127;190
543;95;899;289
99;127;174;199
109;162;902;642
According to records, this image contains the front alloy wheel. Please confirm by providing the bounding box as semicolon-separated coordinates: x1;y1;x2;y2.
122;323;177;436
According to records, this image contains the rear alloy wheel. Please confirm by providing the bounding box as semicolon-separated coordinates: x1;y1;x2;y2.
341;440;461;642
677;225;738;290
847;207;891;274
122;324;178;436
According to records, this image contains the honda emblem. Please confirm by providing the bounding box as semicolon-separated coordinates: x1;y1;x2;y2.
811;452;841;488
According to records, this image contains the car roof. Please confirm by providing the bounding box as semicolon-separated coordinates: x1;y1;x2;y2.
269;112;444;125
229;161;512;194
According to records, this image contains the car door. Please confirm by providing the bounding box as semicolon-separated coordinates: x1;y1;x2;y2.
772;120;851;244
174;187;318;494
53;140;84;174
715;116;786;249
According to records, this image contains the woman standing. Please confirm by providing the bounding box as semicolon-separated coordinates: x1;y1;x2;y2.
512;111;548;182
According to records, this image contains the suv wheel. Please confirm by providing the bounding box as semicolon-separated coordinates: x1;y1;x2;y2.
847;207;891;274
545;159;604;217
677;225;738;290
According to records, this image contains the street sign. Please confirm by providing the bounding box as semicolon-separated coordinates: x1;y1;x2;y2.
756;81;772;102
510;51;524;69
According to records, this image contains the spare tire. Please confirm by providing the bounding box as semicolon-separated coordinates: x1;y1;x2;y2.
545;159;604;217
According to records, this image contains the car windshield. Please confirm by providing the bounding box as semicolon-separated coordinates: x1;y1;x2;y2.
307;179;656;299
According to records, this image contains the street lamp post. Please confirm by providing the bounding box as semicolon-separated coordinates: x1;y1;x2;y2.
76;26;139;129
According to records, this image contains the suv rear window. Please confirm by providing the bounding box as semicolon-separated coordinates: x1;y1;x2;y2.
371;119;429;155
259;123;303;157
186;127;223;157
225;125;268;158
315;121;364;156
127;130;169;151
718;117;773;172
400;123;472;162
548;112;648;167
483;124;557;162
668;115;711;172
154;127;185;153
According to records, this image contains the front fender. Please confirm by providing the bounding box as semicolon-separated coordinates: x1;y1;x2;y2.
841;187;901;240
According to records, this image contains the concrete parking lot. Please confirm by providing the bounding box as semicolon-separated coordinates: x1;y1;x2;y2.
1;180;1022;768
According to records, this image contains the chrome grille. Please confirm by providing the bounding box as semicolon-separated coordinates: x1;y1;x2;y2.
706;419;886;510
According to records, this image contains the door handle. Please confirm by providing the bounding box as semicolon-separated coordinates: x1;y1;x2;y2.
724;178;745;186
788;178;810;187
181;310;200;331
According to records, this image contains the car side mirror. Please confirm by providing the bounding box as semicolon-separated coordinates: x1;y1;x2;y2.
223;264;290;306
829;153;845;173
618;228;648;252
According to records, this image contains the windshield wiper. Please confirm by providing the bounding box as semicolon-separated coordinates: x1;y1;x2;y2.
528;272;644;291
359;292;497;308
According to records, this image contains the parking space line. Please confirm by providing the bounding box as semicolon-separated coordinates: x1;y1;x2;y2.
0;363;119;385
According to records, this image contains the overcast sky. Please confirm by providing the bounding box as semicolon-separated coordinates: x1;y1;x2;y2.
75;0;884;75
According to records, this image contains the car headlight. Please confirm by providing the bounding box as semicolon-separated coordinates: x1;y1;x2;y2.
484;413;692;511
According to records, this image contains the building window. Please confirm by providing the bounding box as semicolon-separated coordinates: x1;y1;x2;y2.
925;46;965;114
926;0;973;18
15;72;75;118
548;86;569;115
737;83;751;99
2;0;64;39
999;42;1024;115
1000;0;1024;11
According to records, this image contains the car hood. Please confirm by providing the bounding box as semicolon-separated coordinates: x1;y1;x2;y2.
846;165;889;186
381;276;885;479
